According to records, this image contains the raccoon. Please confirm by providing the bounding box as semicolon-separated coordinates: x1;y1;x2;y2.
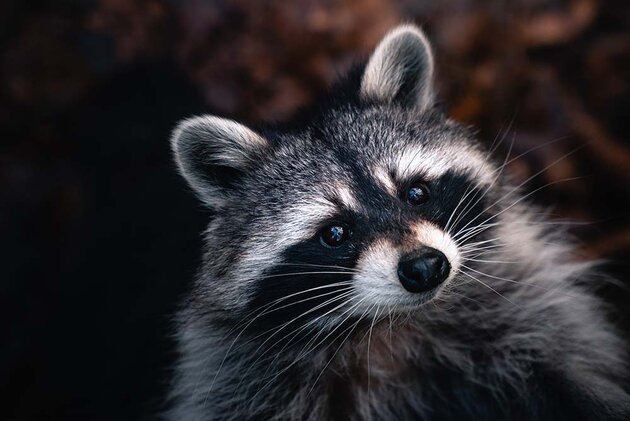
166;25;630;420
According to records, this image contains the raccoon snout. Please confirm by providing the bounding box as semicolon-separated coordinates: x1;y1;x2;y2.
397;248;450;293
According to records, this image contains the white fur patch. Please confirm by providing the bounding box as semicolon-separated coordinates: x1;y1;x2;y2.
334;182;360;211
351;239;406;309
237;198;338;280
372;166;397;195
394;144;493;184
351;222;461;312
410;221;461;280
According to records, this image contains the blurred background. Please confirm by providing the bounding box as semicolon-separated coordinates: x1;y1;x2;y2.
1;0;628;419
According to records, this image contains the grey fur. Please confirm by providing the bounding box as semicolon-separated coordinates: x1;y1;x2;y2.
361;24;435;111
167;25;630;420
171;115;268;208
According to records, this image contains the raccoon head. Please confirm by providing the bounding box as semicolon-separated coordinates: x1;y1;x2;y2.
172;25;500;334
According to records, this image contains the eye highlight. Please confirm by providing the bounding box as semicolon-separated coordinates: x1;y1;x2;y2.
320;223;351;248
405;183;430;205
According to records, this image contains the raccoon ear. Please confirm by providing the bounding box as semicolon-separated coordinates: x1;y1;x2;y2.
171;115;268;207
360;24;435;111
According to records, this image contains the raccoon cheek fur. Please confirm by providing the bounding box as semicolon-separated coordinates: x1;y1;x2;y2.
166;24;630;420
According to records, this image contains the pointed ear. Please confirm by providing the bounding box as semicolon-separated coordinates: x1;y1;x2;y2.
171;115;268;207
360;24;435;111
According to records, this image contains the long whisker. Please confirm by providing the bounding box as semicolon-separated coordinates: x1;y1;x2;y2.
366;304;380;410
232;290;356;394
455;219;588;239
458;220;589;240
236;294;360;402
447;134;570;241
454;136;566;233
460;243;503;252
259;271;360;279
447;289;486;306
454;176;584;245
462;251;505;262
239;289;355;356
387;304;394;362
450;136;575;243
453;145;586;241
459;270;518;306
201;281;354;400
460;247;504;258
227;281;355;336
252;297;369;400
460;240;505;252
254;289;355;354
455;216;590;246
305;301;372;397
273;263;360;273
448;130;517;236
464;257;517;264
291;297;367;363
461;264;581;298
460;236;505;248
444;124;514;234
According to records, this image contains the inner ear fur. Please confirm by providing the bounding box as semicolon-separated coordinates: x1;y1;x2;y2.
360;24;435;111
170;115;268;207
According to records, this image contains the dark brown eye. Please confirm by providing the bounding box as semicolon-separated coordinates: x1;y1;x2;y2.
320;224;351;248
406;183;430;205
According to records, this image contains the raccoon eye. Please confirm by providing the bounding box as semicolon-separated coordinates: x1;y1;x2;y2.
405;183;430;205
320;223;351;248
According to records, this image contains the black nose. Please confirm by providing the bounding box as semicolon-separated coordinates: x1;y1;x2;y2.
397;248;450;293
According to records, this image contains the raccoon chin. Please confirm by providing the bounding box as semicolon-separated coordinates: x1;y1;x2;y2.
393;288;442;311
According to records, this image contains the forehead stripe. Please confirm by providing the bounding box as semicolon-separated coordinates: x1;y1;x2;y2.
334;183;360;211
372;166;397;195
395;146;493;184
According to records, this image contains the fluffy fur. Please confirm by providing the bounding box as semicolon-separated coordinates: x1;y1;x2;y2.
166;25;630;420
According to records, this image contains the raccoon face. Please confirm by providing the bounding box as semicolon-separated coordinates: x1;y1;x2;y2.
172;25;499;333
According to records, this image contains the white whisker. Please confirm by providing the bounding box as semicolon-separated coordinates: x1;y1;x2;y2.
459;270;518;306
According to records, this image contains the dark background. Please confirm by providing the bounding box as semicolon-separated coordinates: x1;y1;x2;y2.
1;0;629;419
